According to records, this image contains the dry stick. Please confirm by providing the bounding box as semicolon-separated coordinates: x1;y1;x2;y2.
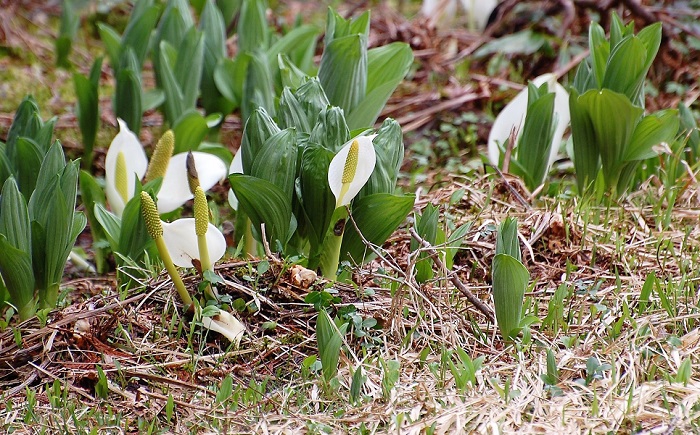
408;227;495;322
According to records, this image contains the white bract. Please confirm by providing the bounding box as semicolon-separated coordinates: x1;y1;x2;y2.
104;119;227;215
105;119;148;217
161;218;227;268
202;308;245;345
328;135;377;208
421;0;497;30
487;73;570;169
227;150;244;209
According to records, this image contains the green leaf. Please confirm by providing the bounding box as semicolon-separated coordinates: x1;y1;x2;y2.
316;309;343;383
56;0;79;68
278;54;309;90
115;49;143;134
602;36;647;103
214;55;250;108
158;40;187;125
411;203;439;283
309;106;350;153
298;143;335;260
238;0;269;53
119;192;153;261
240;107;280;174
0;236;35;320
199;0;232;115
492;253;529;340
358;118;403;199
121;3;160;69
514;86;556;190
250;128;298;205
625;109;679;161
0;178;31;256
569;89;600;192
14;138;44;200
278;87;310;132
347;43;413;129
340;193;414;264
242;51;276;123
97;23;122;72
319;33;367;116
174;27;205;110
173;110;209;153
495;217;521;262
577;88;643;190
94;203;121;251
588;22;609;88
294;78;330;127
73;58;102;169
229;174;293;249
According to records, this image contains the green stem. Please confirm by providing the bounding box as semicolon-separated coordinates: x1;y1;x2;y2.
155;237;193;309
244;218;257;257
319;207;349;279
197;233;218;301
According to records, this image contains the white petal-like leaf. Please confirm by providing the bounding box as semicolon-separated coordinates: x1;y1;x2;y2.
161;218;227;267
157;152;227;213
328;135;377;207
105;118;148;216
201;308;245;344
227;150;244;209
487;74;569;169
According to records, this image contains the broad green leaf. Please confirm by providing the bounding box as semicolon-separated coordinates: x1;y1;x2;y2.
174;27;205;110
15;138;44;200
340;193;414;264
94;203;121;251
97;23;122;71
0;145;12;189
279;88;310;132
267;25;319;73
514;88;556;190
0;178;31;254
143;89;166;111
173;110;209;153
250;128;298;203
6;97;42;163
316;309;343;382
214;55;250;108
115;49;143;133
492;253;529;340
569;89;600;192
319;33;367;116
119;193;153;261
158;40;187;125
121;4;160;69
294;78;330;128
278;54;309;90
346;42;412;129
309;107;350;153
358;118;403;199
411;203;439;283
73;58;102;169
324;8;369;46
0;236;35;320
625;109;679;161
79;170;109;273
200;0;232;115
229;174;293;248
602;36;647;103
56;0;79;68
238;0;269;53
588;22;609;88
495;217;521;262
242;51;276;123
577;89;643;189
298;143;335;258
240;107;280;174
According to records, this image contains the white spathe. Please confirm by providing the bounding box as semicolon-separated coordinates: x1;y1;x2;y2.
104;119;148;217
487;73;570;169
157;152;227;213
201;308;245;344
161;218;227;268
328;135;377;208
227;150;244;210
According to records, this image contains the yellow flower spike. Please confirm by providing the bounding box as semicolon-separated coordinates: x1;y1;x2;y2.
115;151;130;205
328;135;377;209
140;191;193;309
145;130;175;182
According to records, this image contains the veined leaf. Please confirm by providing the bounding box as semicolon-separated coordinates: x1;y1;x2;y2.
625;109;679;161
250;128;298;204
358;118;403;199
492;253;529;340
0;178;31;255
309;107;350;153
173;110;209;153
298;142;335;258
240;107;280;174
0;236;35;320
242;51;276;123
94;203;121;251
569;88;600;193
294;78;330;128
238;0;269;53
316;309;344;382
340;193;414;264
279;88;310;132
214;54;250;108
229;174;293;249
319;33;367;117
